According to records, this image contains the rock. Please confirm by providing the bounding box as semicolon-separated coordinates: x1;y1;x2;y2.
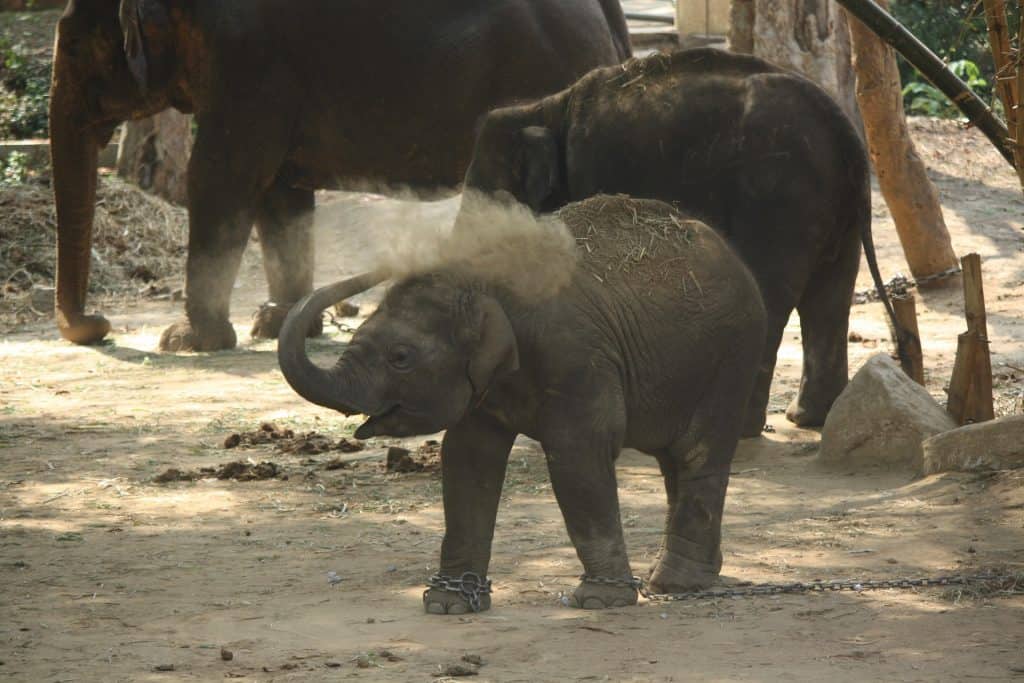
819;353;956;471
334;300;360;317
220;648;233;662
29;285;54;314
921;415;1024;474
385;447;419;473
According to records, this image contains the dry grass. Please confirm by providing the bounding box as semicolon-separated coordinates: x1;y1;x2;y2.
559;194;701;283
940;569;1024;603
0;175;188;325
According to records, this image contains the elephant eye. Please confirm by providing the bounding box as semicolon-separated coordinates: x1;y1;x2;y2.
386;345;416;371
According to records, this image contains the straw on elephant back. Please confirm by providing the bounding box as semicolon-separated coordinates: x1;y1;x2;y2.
558;195;705;287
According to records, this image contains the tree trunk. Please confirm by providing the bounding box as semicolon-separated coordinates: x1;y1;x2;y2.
116;109;191;206
845;0;959;282
749;0;862;128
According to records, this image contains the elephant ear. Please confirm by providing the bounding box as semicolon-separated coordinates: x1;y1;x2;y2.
118;0;157;93
460;293;519;397
519;126;559;212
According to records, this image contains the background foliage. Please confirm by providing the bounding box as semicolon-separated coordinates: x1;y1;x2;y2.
891;0;1021;118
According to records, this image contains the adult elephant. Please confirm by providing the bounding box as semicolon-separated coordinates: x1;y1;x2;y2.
49;0;630;350
460;48;914;435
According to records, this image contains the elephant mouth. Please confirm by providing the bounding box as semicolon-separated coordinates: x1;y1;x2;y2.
354;403;430;440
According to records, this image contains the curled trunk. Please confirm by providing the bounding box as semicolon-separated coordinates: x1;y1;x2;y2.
277;271;389;412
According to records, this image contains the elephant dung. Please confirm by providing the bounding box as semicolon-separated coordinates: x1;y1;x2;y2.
921;414;1024;475
819;353;955;471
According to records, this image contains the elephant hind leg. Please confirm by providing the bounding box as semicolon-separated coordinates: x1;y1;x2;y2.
787;229;860;427
648;450;729;594
649;358;753;593
251;179;318;340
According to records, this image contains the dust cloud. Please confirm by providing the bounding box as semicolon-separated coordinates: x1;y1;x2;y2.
312;190;577;300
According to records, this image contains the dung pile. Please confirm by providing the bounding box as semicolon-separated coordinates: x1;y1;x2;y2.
0;175;187;321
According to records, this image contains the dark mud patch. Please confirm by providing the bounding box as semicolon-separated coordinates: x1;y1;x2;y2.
385;440;441;473
223;423;365;456
153;460;282;484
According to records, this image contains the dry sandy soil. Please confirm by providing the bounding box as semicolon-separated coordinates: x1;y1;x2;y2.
1;119;1023;682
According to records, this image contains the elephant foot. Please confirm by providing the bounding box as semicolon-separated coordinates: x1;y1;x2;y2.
423;587;491;615
423;572;492;615
740;409;768;438
59;313;112;345
250;301;323;340
785;395;829;428
569;577;639;609
647;548;721;594
159;318;237;352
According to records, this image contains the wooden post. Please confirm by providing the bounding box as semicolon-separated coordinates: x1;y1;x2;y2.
946;254;995;424
947;332;978;423
892;294;923;385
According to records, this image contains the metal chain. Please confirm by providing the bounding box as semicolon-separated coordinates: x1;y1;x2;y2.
577;571;1019;602
855;266;962;304
425;571;492;613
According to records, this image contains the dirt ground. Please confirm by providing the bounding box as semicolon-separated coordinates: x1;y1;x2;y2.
1;119;1023;682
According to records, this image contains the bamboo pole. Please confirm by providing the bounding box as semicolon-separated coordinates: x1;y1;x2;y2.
1016;8;1024;189
834;0;1016;168
982;0;1024;190
892;294;924;385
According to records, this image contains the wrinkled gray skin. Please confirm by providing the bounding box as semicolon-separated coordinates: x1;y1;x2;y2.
279;196;766;614
461;48;912;437
48;0;629;350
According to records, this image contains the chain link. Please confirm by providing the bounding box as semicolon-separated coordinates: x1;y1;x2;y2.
637;571;1018;602
580;574;646;590
425;571;492;612
573;571;1019;602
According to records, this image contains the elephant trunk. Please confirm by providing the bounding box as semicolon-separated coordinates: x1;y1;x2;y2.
277;271;389;412
49;66;110;344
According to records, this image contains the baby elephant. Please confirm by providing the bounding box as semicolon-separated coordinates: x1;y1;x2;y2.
278;195;765;613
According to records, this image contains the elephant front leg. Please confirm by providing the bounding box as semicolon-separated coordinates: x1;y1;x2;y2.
542;414;637;609
250;180;319;340
424;413;515;615
159;199;253;352
159;104;290;353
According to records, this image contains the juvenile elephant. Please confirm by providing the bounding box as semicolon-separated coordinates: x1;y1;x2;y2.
461;48;911;435
278;195;766;613
49;0;630;350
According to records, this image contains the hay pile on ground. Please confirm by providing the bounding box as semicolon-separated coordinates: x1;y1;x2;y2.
0;175;188;323
559;194;702;284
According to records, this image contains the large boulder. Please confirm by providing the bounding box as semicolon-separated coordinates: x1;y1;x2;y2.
921;414;1024;474
819;353;956;471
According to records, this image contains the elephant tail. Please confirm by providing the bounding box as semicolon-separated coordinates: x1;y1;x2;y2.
598;0;633;61
855;164;917;376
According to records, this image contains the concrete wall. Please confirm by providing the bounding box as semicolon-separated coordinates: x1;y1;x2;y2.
676;0;730;36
